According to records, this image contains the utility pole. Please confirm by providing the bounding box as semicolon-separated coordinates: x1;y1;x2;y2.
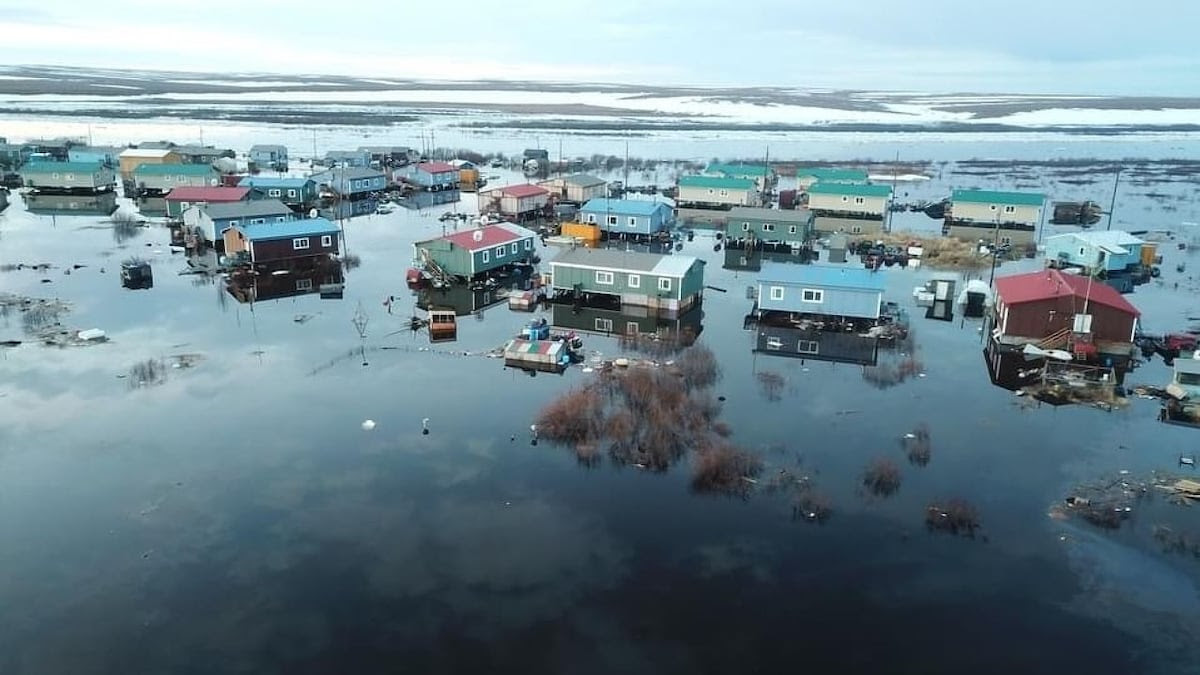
1106;166;1121;231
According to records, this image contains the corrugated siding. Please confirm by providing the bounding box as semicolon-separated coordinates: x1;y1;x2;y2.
677;185;753;206
758;283;881;319
808;193;888;215
1001;296;1135;343
944;224;1036;247
951;201;1040;225
552;263;683;300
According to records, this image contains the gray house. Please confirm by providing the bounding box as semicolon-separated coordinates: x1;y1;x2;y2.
249;144;288;171
311;167;387;199
182;198;296;245
21;161;116;194
549;247;704;314
724;206;813;248
756;264;884;321
323;150;371;168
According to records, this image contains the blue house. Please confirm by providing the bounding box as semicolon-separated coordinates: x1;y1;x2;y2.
579;198;675;236
1043;231;1145;274
67;146;119;167
756;265;885;321
249;144;288;171
238;176;318;208
181;198;295;245
311;167;387;199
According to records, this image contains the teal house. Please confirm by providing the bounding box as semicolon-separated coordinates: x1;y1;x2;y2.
724;206;813;247
549;247;705;314
677;175;758;208
22;161;117;194
238;176;318;209
706;162;774;189
796;167;869;190
579;198;675;236
132;163;219;195
413;222;538;280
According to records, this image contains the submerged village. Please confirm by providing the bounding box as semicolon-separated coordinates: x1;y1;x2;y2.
2;135;1200;539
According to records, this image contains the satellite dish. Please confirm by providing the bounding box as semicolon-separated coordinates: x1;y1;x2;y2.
308;208;319;219
473;229;484;242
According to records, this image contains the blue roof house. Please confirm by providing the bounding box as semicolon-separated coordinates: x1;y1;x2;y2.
1043;231;1145;274
223;218;341;264
238;176;318;208
579;198;675;236
756;265;885;321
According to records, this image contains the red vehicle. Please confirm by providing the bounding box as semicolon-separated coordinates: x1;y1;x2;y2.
1165;333;1198;352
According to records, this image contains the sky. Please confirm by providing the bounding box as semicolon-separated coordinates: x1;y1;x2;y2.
1;0;1198;96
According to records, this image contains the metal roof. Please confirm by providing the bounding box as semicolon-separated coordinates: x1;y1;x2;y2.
250;144;287;152
21;161;109;174
727;206;812;223
757;264;886;292
165;186;250;202
563;173;607;187
1046;230;1144;254
119;148;174;158
239;176;314;188
952;189;1045;206
501;183;549;198
415;161;456;174
796;167;869;182
236;217;339;241
807;182;892;197
994;269;1140;316
580;198;670;216
312;167;386;181
202;199;293;220
551;247;699;277
678;175;756;190
435;223;536;252
134;163;216;176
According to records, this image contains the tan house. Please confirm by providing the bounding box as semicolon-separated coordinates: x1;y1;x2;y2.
943;189;1045;247
118;148;182;179
807;183;892;236
676;175;757;208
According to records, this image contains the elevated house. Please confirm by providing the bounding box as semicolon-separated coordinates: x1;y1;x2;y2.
182;198;295;245
164;186;254;219
67;146;119;167
237;176;318;209
807;183;892;236
25;191;118;216
403;161;459;191
132;163;220;196
479;184;551;221
540;174;608;204
577;198;675;238
23;138;77;160
21;161;116;194
548;248;704;315
173;145;234;165
323;149;371;168
311;167;387;200
991;268;1140;364
1043;231;1149;291
223;218;341;265
359;146;415;167
944;189;1044;247
705;163;774;190
676;175;757;209
0;142;32;169
724;206;813;249
118;148;182;180
796;167;869;191
226;258;344;304
754;324;880;366
755;265;885;328
413;222;538;280
550;303;703;344
249;144;288;171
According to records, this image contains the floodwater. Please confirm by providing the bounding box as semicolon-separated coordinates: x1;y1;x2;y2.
2;150;1200;675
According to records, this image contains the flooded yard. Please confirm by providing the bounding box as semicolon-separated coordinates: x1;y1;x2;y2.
1;142;1200;674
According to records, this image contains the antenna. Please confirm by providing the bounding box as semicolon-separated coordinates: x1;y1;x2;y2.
1106;166;1121;231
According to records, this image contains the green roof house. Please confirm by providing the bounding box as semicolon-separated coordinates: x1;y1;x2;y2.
808;183;892;236
21;161;117;194
133;162;219;195
677;175;758;208
944;189;1046;246
796;167;869;190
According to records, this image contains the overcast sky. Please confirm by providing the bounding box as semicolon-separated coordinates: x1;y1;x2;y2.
1;0;1197;95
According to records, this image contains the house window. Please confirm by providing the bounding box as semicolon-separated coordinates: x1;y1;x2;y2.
180;201;190;208
1079;247;1086;256
524;239;532;250
250;218;265;225
658;277;672;292
989;204;997;211
586;214;596;224
607;215;618;226
788;225;797;234
841;195;849;202
1000;236;1013;245
495;246;506;259
769;286;784;301
276;216;287;222
596;271;614;285
707;188;715;195
269;189;281;197
52;173;60;179
287;189;297;198
228;220;240;227
595;318;613;332
851;225;863;234
801;289;823;303
762;223;775;232
511;242;518;255
628;274;640;288
321;235;333;247
854;197;865;204
293;237;310;250
719;190;728;197
742;222;750;232
65;173;74;180
481;250;489;263
296;278;313;291
626;322;639;335
1004;205;1015;213
797;340;820;354
628;217;637;227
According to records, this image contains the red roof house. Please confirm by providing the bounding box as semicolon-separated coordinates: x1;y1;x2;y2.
994;269;1140;346
164;186;253;217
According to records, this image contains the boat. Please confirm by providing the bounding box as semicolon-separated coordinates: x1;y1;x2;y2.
1022;343;1074;362
428;309;457;343
503;338;570;373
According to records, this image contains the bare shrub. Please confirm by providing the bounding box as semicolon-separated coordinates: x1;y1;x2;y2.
903;423;932;467
794;491;833;523
691;440;763;498
535;388;604;445
674;344;720;389
925;498;980;536
863;458;902;497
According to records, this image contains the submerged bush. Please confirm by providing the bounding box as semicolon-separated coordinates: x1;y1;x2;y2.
925;498;980;536
691;440;763;498
863;458;902;498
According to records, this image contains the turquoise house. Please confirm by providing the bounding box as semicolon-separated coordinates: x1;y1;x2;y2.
1043;231;1145;274
579;198;675;236
549;247;705;314
133;163;219;195
413;222;538;279
238;176;318;209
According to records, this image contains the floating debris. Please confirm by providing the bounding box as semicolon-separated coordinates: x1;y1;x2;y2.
361;419;376;431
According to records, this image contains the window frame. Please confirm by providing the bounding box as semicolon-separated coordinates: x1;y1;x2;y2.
628;274;640;288
321;234;333;247
292;237;311;250
595;271;614;285
657;277;672;292
595;317;613;332
801;288;824;303
481;250;490;264
295;278;313;291
797;340;820;355
769;286;784;301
